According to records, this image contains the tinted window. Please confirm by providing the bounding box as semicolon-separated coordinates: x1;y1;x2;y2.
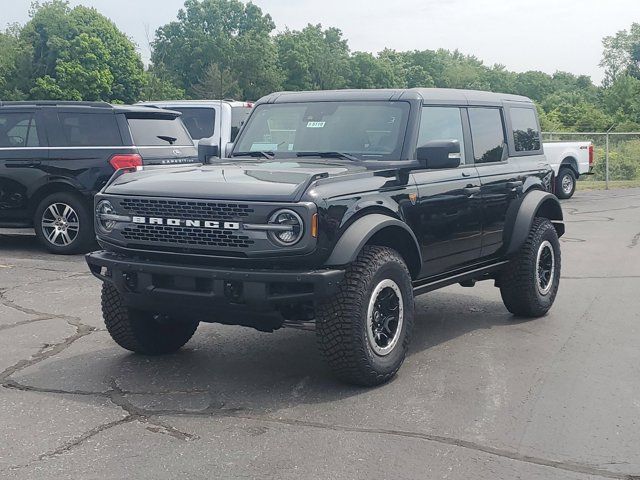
468;108;506;163
128;117;193;146
171;108;214;141
59;113;121;147
0;112;41;147
234;102;410;160
511;107;541;152
231;106;252;141
418;107;466;165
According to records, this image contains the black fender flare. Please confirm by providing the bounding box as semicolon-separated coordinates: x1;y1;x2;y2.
504;190;565;256
324;214;422;268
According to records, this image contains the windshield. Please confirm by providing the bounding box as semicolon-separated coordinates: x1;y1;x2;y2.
234;101;410;160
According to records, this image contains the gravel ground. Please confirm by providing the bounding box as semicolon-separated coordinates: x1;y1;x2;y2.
1;189;639;480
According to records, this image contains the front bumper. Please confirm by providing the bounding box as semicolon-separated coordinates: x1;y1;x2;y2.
86;250;344;314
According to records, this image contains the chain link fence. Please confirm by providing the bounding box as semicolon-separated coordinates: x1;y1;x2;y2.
542;131;640;189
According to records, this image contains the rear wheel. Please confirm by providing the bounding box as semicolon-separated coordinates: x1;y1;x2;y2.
556;168;576;199
316;246;414;386
34;192;94;254
499;218;561;317
102;283;199;355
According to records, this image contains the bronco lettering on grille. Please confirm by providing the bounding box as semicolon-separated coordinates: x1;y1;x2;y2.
131;217;240;230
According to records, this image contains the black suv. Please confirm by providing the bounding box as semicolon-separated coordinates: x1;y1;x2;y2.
86;89;564;386
0;101;197;254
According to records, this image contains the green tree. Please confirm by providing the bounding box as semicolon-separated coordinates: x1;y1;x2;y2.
18;0;144;102
347;52;402;89
152;0;281;99
0;25;30;100
601;23;640;86
192;63;240;99
276;24;350;91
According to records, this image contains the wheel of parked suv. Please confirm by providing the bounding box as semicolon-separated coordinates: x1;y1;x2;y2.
555;168;576;199
499;218;561;317
101;284;199;355
316;246;414;386
33;192;95;255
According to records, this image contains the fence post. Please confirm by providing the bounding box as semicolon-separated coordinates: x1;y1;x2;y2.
605;132;609;190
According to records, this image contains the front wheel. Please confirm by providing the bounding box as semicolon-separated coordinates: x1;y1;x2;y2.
499;218;561;317
316;246;414;386
102;284;199;355
556;168;576;199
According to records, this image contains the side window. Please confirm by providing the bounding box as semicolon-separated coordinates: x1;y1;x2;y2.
510;107;541;152
468;108;506;163
418;107;466;165
0;112;41;148
58;112;122;147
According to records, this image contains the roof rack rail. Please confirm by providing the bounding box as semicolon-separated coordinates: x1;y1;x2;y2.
0;100;112;108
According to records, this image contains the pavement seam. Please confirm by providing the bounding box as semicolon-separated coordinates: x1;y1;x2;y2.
2;379;635;480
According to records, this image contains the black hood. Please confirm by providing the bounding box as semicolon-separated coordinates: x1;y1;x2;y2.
104;159;370;202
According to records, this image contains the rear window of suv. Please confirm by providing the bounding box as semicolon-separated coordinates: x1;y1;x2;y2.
127;117;193;146
168;108;214;141
510;107;541;152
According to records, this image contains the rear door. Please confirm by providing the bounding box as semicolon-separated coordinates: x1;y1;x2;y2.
468;106;525;257
0;108;48;223
409;105;484;276
123;113;198;166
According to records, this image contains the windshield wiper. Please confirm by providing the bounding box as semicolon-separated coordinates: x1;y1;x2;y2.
232;151;275;160
296;151;361;162
157;135;177;145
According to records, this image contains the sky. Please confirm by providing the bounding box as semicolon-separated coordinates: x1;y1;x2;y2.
3;0;640;85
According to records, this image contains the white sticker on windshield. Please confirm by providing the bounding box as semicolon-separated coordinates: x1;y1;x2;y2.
306;121;326;128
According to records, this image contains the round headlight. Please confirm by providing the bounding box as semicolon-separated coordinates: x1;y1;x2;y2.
268;209;304;246
96;200;116;232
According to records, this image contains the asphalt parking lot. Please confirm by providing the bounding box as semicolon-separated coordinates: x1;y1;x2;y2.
0;188;639;480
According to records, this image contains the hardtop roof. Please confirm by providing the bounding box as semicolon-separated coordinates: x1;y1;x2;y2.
257;88;533;106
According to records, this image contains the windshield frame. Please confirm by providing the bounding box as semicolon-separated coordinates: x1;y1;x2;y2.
232;100;412;162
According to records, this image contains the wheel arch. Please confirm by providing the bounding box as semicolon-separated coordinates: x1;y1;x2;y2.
504;190;564;256
560;156;579;176
324;213;422;279
29;181;91;216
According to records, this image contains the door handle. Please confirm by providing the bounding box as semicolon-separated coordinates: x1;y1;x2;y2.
463;186;481;195
461;171;472;178
5;160;42;167
506;181;523;189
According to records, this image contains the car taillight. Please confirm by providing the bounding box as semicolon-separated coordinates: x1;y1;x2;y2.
589;145;594;167
109;154;142;172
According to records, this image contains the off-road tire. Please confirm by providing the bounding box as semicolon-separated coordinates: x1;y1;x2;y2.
101;283;199;355
316;246;414;386
555;168;576;199
34;191;94;255
499;218;561;317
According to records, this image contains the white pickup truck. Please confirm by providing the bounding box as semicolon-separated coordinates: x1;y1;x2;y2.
542;141;594;199
138;100;253;162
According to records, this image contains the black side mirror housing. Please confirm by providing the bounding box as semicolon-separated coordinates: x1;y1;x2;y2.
416;140;461;169
198;144;219;163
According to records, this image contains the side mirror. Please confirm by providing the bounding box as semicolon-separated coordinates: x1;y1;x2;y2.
416;140;461;169
198;144;219;163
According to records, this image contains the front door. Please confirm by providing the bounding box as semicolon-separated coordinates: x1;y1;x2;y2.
0;109;47;224
409;106;483;277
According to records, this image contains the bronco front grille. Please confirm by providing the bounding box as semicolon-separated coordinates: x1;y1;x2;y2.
122;225;255;249
120;198;254;221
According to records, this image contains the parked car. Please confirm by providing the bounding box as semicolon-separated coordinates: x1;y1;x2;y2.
137;100;253;162
87;88;564;386
0;101;198;254
543;141;594;199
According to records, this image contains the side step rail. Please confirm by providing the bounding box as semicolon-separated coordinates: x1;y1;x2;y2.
412;261;509;296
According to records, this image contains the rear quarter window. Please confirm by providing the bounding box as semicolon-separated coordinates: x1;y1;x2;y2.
510;107;541;152
58;112;122;147
127;117;193;146
169;108;214;141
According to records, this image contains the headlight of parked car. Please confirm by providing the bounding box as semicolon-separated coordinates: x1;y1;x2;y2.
268;209;304;246
96;200;117;233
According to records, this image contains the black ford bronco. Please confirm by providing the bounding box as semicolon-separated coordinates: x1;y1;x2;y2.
86;88;564;386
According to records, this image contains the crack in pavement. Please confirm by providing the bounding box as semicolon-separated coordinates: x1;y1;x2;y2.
629;232;640;249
